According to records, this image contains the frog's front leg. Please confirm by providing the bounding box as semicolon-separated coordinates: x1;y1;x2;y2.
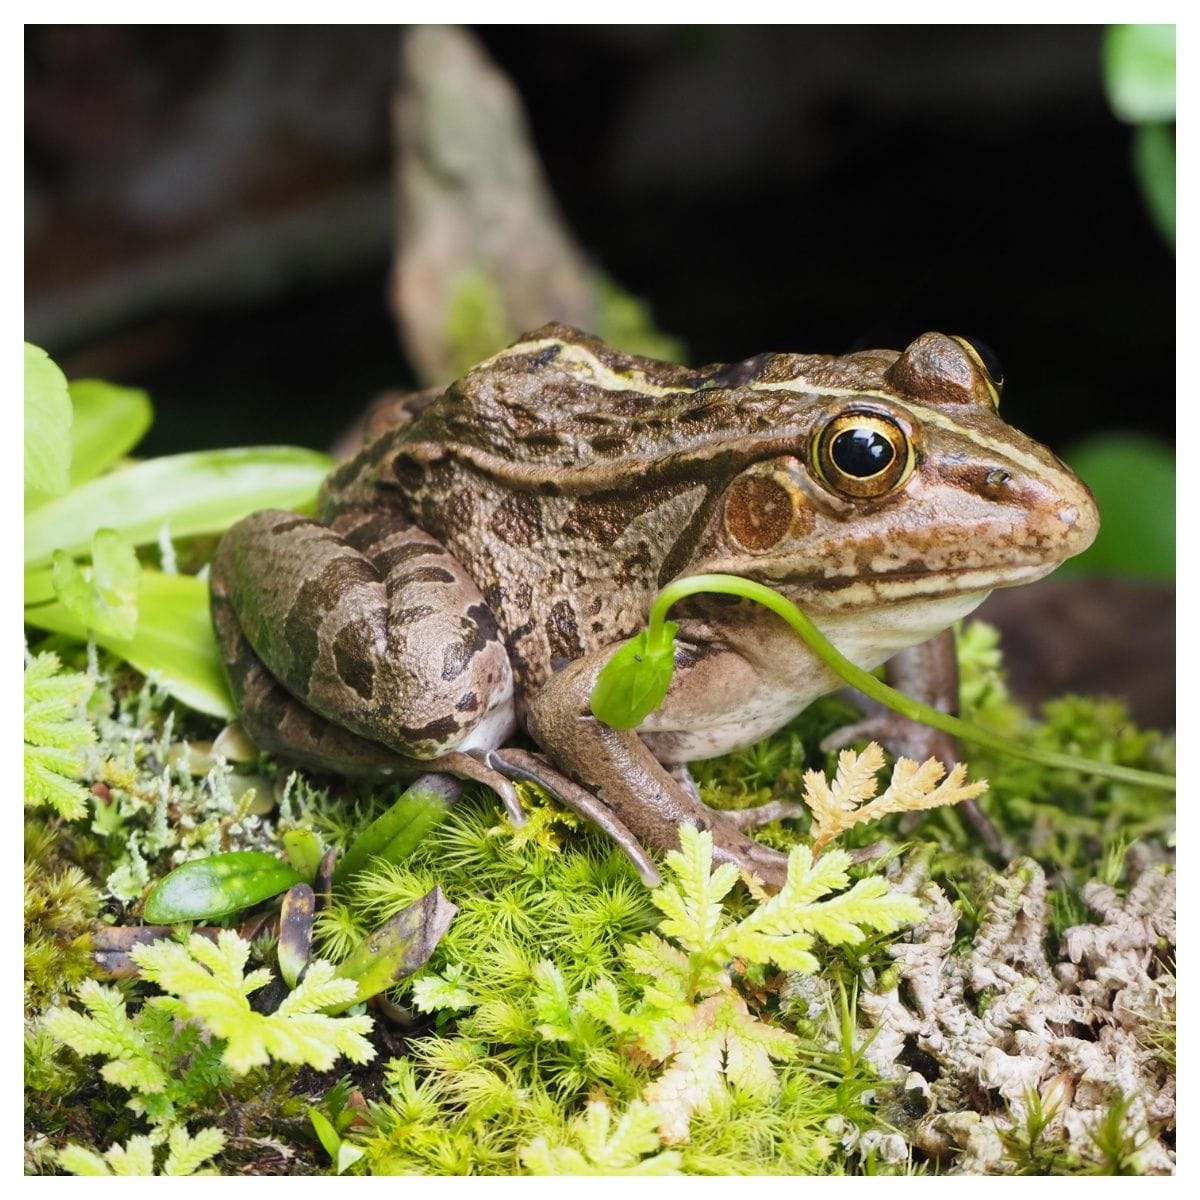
212;507;517;765
525;650;791;889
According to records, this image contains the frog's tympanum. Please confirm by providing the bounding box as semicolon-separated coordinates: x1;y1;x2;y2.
212;326;1098;887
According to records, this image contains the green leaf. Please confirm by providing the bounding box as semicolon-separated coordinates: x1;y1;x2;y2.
590;622;679;729
144;852;304;922
309;1108;342;1159
333;887;457;1007
24;342;72;498
1104;24;1175;123
25;569;235;718
334;775;459;886
1133;123;1175;249
24;445;333;566
51;528;140;639
67;379;153;487
1063;434;1174;579
282;829;325;881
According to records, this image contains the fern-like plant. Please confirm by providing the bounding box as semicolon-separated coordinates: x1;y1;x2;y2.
801;742;987;853
23;651;96;820
579;825;925;1141
56;1125;225;1176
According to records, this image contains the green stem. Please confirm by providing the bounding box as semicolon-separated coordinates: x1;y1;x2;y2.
649;574;1175;792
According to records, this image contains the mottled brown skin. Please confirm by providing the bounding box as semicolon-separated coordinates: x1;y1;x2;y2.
211;325;1098;887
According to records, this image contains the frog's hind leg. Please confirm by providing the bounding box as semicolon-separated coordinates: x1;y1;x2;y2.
211;566;526;820
213;507;515;757
526;655;792;890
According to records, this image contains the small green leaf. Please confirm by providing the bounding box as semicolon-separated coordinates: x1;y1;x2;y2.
282;829;325;881
25;569;234;718
24;342;72;498
144;852;304;922
334;775;459;886
51;529;140;639
332;887;457;1007
589;622;679;729
1104;24;1176;123
25;445;333;566
308;1108;341;1160
67;379;153;487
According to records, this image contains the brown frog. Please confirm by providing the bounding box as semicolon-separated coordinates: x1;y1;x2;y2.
211;325;1098;886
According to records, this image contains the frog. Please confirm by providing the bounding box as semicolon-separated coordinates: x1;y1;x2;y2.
210;324;1098;888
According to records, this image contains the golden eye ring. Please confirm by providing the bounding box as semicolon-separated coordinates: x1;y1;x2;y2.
812;409;914;500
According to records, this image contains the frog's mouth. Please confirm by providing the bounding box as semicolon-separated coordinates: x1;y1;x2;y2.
756;557;1063;611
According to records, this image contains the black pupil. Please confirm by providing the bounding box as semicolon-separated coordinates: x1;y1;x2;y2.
831;428;894;477
963;335;1004;385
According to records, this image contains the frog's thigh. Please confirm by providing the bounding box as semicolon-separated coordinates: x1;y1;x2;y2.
213;509;514;758
526;652;789;888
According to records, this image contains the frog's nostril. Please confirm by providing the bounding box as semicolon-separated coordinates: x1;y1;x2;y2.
985;468;1012;487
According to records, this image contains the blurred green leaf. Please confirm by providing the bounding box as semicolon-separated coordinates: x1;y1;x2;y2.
25;445;333;567
1132;123;1175;249
1063;434;1174;580
25;569;234;717
1104;25;1176;123
51;529;140;639
67;379;154;487
24;342;72;498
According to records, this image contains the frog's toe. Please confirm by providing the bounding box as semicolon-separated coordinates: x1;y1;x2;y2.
715;800;807;831
486;749;662;887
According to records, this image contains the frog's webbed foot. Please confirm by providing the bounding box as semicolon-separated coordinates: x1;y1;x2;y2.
822;631;1007;857
526;657;792;891
486;748;661;887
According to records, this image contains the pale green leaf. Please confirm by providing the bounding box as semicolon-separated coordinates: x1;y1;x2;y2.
24;342;71;498
1104;24;1175;123
25;569;234;718
163;1125;226;1176
56;1145;113;1176
25;445;332;566
51;528;140;640
66;379;153;486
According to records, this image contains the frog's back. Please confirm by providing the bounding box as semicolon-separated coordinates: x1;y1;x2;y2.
394;323;899;483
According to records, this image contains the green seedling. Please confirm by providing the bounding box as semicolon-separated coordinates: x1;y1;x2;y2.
591;573;1175;793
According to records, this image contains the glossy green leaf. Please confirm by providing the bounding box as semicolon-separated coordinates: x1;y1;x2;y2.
589;621;679;730
24;342;72;498
1104;24;1175;123
67;379;153;486
24;445;333;566
334;775;460;886
144;851;304;922
25;569;235;718
332;887;457;1008
51;529;140;639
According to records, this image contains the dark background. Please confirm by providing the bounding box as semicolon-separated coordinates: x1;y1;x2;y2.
26;25;1173;460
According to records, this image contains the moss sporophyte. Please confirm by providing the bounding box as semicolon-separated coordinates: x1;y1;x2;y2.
589;573;1175;794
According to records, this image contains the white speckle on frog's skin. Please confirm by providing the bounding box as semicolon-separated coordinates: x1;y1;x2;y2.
1058;505;1078;526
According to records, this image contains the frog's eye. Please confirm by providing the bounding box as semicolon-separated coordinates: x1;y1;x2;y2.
813;410;914;500
952;335;1004;408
